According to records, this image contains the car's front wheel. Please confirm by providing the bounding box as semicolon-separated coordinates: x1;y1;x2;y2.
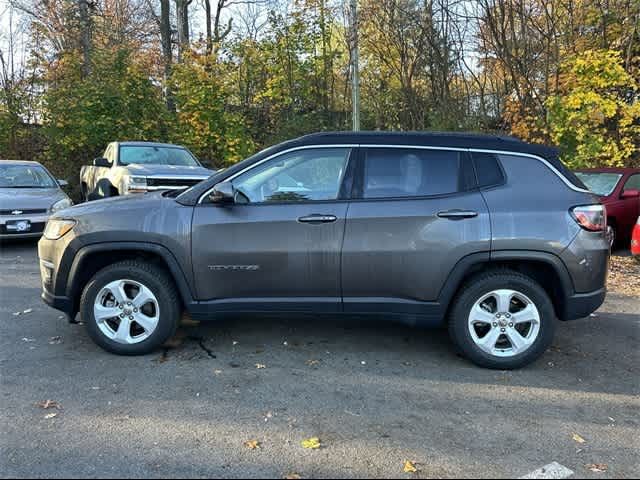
80;260;180;355
448;270;557;369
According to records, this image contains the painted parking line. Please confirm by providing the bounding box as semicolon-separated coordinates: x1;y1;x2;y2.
520;462;574;479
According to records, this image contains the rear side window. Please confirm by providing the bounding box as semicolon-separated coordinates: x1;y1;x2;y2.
472;152;505;188
624;174;640;191
362;148;467;199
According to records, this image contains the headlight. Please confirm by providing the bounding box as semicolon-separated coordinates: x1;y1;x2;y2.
44;219;76;240
50;198;73;213
125;176;147;193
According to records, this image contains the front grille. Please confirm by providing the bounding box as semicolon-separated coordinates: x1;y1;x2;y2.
0;222;46;235
146;178;204;188
0;208;47;216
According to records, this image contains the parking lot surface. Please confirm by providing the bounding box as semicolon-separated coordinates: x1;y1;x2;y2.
1;241;638;478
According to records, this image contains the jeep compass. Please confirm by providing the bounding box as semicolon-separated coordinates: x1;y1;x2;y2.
38;132;609;369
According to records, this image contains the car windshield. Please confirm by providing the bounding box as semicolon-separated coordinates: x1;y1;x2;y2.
575;172;623;196
0;164;57;188
119;146;200;167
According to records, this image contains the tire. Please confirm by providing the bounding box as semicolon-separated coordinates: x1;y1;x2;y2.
80;260;181;355
448;270;557;369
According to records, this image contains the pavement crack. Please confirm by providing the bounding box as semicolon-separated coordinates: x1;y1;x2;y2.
190;336;217;359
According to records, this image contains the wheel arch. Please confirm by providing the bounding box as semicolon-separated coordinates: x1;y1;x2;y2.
65;242;195;319
439;251;575;321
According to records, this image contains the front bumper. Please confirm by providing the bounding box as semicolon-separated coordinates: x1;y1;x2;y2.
0;213;49;239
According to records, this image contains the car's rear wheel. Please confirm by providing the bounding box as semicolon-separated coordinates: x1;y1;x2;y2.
448;270;556;369
80;260;180;355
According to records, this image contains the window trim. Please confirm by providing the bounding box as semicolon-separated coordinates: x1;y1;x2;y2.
200;145;357;205
197;143;590;204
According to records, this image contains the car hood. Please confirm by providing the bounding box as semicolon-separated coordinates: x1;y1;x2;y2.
0;188;68;210
125;164;215;177
59;191;168;217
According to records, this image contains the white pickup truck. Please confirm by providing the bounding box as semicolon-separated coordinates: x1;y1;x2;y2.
80;141;216;201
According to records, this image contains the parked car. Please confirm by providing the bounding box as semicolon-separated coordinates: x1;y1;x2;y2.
79;141;216;201
575;168;640;247
632;217;640;256
0;160;72;239
39;132;609;369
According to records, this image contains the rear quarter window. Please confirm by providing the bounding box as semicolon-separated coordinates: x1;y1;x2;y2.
472;152;505;188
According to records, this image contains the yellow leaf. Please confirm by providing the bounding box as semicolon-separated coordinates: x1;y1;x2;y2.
301;437;321;449
255;364;266;369
404;461;418;473
572;433;586;444
244;440;260;450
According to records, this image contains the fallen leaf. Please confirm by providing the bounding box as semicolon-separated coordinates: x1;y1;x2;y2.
23;309;33;314
12;312;21;316
306;359;320;367
44;413;57;419
284;474;301;480
572;433;586;444
232;341;239;346
244;440;260;450
255;363;266;369
22;338;35;343
587;464;608;473
49;336;63;345
213;370;223;375
37;400;61;410
404;461;418;473
301;437;321;449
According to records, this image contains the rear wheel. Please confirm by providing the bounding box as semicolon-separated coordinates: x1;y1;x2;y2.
448;270;556;369
80;260;180;355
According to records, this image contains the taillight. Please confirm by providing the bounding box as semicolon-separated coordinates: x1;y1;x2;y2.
571;205;606;232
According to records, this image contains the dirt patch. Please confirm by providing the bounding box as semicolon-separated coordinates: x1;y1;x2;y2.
608;254;640;297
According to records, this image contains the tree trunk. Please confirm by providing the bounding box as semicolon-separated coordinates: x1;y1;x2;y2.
160;0;175;112
78;0;91;77
176;0;191;61
204;0;213;56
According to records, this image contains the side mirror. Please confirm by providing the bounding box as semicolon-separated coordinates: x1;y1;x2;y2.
209;181;235;204
58;179;68;188
93;157;110;168
200;160;214;169
622;189;640;199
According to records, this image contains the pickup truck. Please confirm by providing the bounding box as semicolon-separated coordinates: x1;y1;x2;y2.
80;141;216;201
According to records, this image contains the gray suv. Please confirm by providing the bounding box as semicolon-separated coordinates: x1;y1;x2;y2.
38;132;609;369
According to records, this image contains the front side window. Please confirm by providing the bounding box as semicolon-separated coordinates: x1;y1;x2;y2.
575;172;622;196
0;165;57;188
362;148;463;199
623;174;640;191
119;146;200;167
232;148;351;203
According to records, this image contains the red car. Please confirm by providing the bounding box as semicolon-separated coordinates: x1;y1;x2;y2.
632;217;640;255
576;168;640;247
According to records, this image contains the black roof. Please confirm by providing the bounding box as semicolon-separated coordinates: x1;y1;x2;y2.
288;131;560;159
177;131;581;205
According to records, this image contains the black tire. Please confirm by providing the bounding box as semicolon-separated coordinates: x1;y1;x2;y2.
448;270;557;369
80;260;181;355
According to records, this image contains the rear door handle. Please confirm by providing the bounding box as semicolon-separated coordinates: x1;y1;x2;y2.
298;214;338;224
437;210;478;220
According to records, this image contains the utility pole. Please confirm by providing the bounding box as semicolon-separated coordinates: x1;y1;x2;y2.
349;0;360;131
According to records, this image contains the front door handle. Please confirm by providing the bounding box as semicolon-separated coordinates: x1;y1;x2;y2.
298;214;338;224
437;210;478;220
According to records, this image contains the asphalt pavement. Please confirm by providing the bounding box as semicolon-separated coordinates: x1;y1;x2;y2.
1;240;638;479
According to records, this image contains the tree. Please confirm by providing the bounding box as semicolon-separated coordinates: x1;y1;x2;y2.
546;49;640;167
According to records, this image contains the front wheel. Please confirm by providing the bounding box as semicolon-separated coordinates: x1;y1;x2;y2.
448;270;557;369
80;260;180;355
